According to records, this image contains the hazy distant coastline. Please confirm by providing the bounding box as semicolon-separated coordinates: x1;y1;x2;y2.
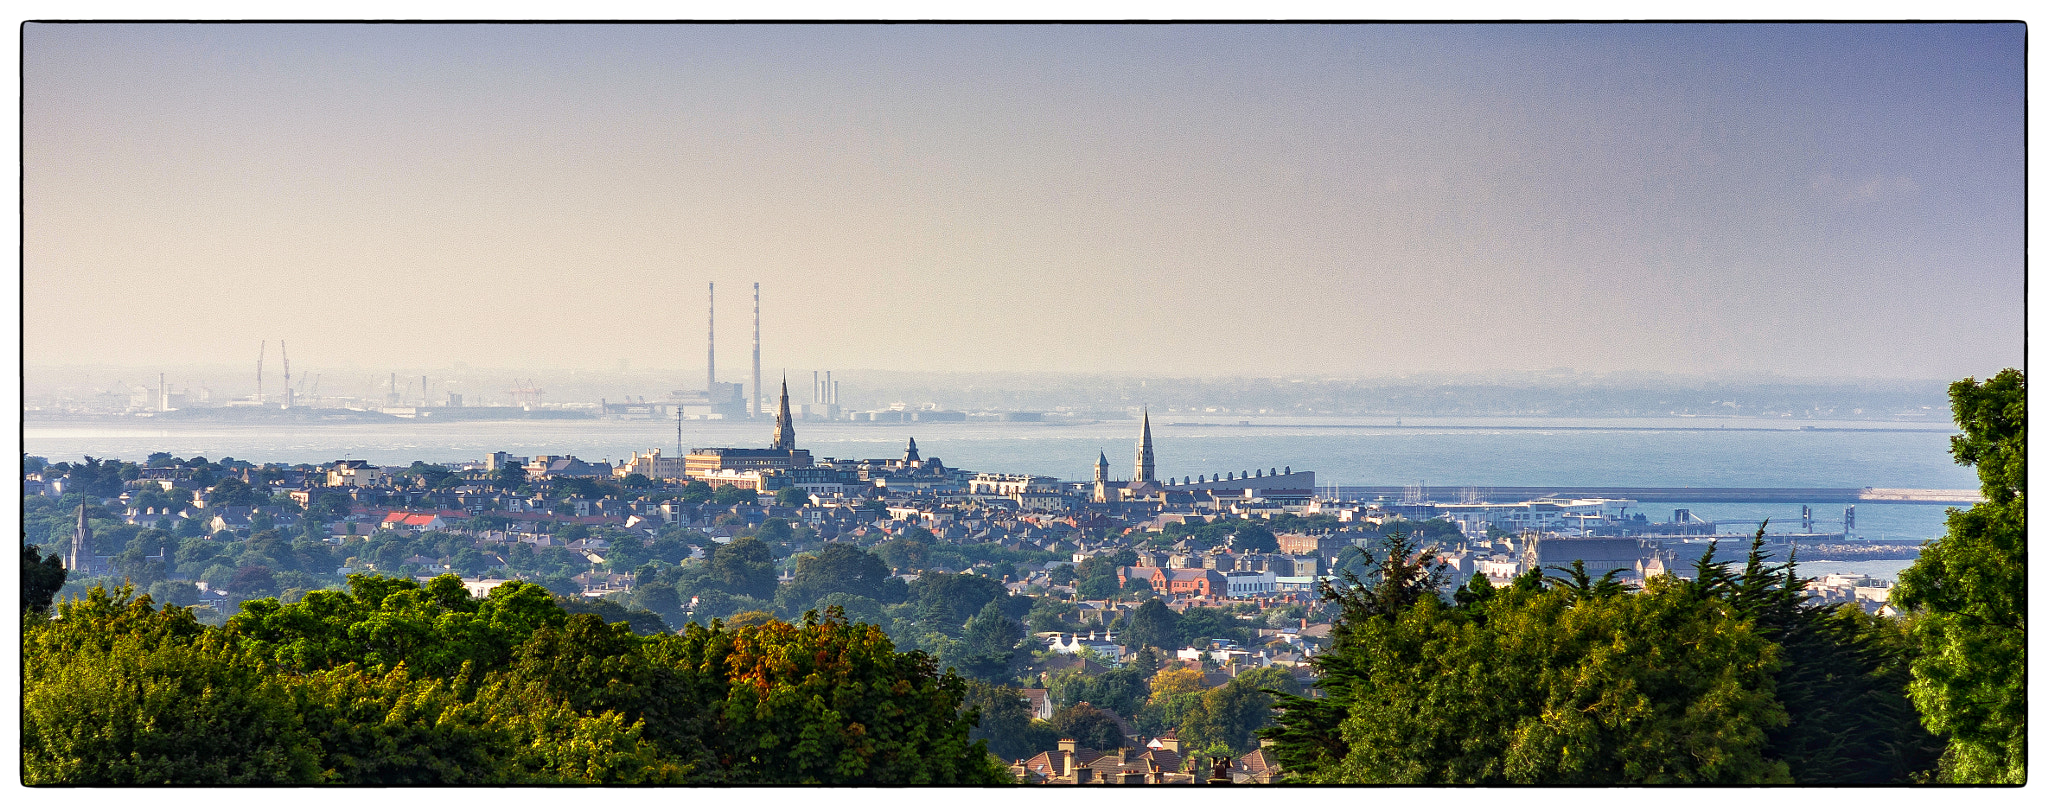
26;366;1957;422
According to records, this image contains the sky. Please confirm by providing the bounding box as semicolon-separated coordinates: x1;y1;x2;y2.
22;23;2026;383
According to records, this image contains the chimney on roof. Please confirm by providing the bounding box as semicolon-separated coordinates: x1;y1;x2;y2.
1058;738;1078;755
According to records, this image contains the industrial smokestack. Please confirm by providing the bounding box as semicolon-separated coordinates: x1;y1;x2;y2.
752;282;762;419
256;341;266;403
826;371;833;404
159;372;166;412
706;282;716;395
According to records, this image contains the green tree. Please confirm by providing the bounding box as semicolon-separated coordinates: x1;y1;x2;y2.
147;580;200;608
207;476;261;508
1176;606;1249;646
1025;597;1076;634
1892;368;2026;783
1073;551;1134;600
654;610;1011;784
708;537;779;600
22;586;324;784
909;572;1014;632
1230;523;1279;554
787;543;902;605
775;486;810;508
494;463;527;492
876;536;930;573
1264;530;1791;784
23;544;68;613
710;485;756;506
957;601;1025;682
1047;703;1126;750
960;680;1059;762
678;479;714;503
1291;578;1788;784
1120;598;1180;651
810;592;888;627
1048;665;1150;718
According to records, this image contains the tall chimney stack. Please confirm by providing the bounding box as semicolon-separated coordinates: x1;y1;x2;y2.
751;282;762;419
706;282;716;396
256;340;266;403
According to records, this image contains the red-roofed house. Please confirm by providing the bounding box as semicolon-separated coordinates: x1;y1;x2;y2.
381;511;448;531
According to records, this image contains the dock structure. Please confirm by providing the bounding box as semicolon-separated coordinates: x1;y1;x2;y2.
1334;486;1982;505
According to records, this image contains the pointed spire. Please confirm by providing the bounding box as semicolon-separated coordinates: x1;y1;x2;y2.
68;501;92;572
906;437;921;463
771;375;796;451
1134;407;1156;483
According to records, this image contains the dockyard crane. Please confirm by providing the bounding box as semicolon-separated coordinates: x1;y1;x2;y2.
281;341;292;408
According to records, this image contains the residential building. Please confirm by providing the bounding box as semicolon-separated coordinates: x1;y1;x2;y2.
327;459;384;487
614;449;687;481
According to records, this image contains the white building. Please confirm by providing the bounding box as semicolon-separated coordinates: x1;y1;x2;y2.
1043;631;1123;657
1224;569;1278;598
1432;497;1637;538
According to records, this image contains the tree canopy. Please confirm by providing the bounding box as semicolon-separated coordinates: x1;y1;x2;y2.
22;577;1012;785
1892;368;2026;783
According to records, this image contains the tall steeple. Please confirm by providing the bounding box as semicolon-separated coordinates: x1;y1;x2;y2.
67;501;91;572
1094;451;1110;485
771;376;796;451
905;437;921;464
1134;408;1156;483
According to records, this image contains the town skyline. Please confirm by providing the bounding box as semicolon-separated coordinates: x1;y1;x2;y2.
25;23;2025;380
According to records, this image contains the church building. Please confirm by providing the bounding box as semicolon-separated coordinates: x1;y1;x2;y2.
1093;410;1170;503
684;378;812;488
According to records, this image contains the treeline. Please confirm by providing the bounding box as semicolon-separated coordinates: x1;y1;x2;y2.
1260;369;2026;785
21;573;1011;785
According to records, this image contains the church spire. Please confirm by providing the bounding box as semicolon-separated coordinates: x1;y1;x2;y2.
771;376;795;451
905;437;921;463
1134;408;1156;483
1095;451;1110;485
68;501;91;572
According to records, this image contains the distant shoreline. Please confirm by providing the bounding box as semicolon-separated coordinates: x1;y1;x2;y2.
23;411;1954;434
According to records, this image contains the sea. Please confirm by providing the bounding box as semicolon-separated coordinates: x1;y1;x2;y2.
24;414;1975;579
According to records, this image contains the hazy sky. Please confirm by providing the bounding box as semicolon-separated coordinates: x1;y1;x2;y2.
24;23;2025;381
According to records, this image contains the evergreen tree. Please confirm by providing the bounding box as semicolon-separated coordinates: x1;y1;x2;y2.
22;544;68;614
958;601;1025;682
